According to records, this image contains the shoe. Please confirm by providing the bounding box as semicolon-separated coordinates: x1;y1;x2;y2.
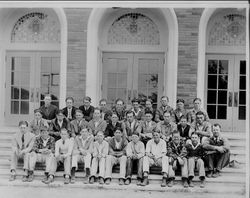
212;171;220;178
27;172;34;182
44;175;54;184
105;178;111;185
189;180;194;187
183;179;189;188
140;177;149;186
89;176;95;184
161;177;167;187
70;176;76;184
9;174;16;182
167;179;174;187
64;176;70;184
99;177;104;185
42;173;48;183
22;175;28;182
119;178;125;185
83;168;90;184
206;171;213;178
125;178;131;185
200;179;205;188
136;179;142;186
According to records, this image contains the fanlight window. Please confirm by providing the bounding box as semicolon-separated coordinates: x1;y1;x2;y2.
108;13;160;45
11;12;60;43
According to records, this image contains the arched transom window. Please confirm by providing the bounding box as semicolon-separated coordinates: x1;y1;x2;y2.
11;12;60;43
208;12;246;46
108;13;160;45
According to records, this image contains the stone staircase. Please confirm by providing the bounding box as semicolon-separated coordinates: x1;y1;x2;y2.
0;127;246;196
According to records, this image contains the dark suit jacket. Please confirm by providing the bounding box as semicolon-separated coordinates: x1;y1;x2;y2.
62;106;77;121
40;104;58;121
79;105;95;121
49;118;71;141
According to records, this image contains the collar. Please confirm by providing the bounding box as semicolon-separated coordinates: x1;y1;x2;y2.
191;142;200;150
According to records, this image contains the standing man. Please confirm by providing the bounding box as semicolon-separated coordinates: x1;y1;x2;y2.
79;96;95;122
112;98;127;121
125;132;145;185
89;131;109;184
124;111;142;141
104;128;128;185
28;126;56;183
177;115;192;142
62;97;77;121
186;132;206;188
155;96;174;123
105;113;125;141
9;121;35;182
130;98;144;121
40;94;58;123
141;131;168;187
29;109;49;136
144;99;156;121
203;123;230;178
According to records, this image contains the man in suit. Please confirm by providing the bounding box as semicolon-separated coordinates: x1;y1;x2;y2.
173;99;188;124
186;132;206;188
9;121;35;182
79;96;95;122
40;94;58;123
124;111;142;141
70;109;89;137
62;97;77;121
155;96;174;123
144;99;156;121
105;113;125;141
89;131;109;184
187;98;209;124
29;109;49;136
141;131;168;187
71;128;94;183
99;98;113;122
49;109;71;141
203;123;230;178
112;98;127;121
104;128;128;185
140;111;157;145
88;108;107;137
130;98;144;121
28;126;56;183
191;111;212;144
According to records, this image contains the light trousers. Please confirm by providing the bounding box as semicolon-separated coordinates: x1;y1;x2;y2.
143;155;169;174
105;155;127;179
90;157;106;178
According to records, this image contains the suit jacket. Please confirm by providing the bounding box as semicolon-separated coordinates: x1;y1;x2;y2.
124;120;142;137
72;135;94;155
173;108;188;124
177;124;191;139
32;136;55;153
62;106;77;121
79;105;95;121
40;104;58;121
70;119;89;136
49;118;71;141
155;105;174;122
88;119;107;136
12;131;35;153
108;137;128;155
105;121;123;138
29;118;49;136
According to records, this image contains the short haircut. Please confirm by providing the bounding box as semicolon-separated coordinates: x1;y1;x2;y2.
34;109;43;114
56;109;64;115
40;125;49;132
145;99;153;104
153;131;160;135
213;123;221;129
75;109;83;114
126;110;135;116
44;94;52;99
163;110;171;116
176;99;185;104
83;96;91;102
191;132;198;137
193;98;201;103
60;128;68;134
132;98;139;103
115;127;122;133
196;111;205;116
180;115;187;120
161;96;169;101
111;112;118;117
132;132;140;137
144;111;153;116
172;130;180;136
18;120;28;127
80;128;89;133
96;131;104;136
115;98;124;104
99;98;107;104
65;97;74;103
94;107;102;113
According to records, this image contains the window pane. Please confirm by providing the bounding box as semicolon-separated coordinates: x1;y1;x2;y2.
208;60;218;74
41;57;51;73
218;91;227;104
11;101;19;114
20;57;30;72
238;106;246;120
117;59;128;73
207;75;217;89
207;90;217;104
240;61;246;75
11;86;19;99
107;59;117;71
207;105;216;119
117;73;127;88
20;101;29;114
11;57;16;71
138;74;148;88
21;87;29;100
239;76;246;90
217;105;227;119
239;91;246;105
11;71;20;85
51;57;60;73
107;73;116;88
148;59;158;73
218;75;228;89
138;59;149;73
218;60;228;74
20;72;30;85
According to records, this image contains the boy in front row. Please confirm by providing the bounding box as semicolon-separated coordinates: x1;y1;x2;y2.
9;121;35;182
44;128;73;184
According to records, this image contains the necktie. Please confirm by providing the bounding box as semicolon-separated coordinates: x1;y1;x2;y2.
21;134;25;149
62;140;65;144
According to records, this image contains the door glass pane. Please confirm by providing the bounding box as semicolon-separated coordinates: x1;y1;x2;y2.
239;91;246;105
11;101;19;114
11;86;19;99
239;76;246;90
238;106;246;120
240;61;246;75
20;101;29;114
207;90;217;104
217;105;227;119
208;60;218;74
218;91;227;104
207;75;217;89
218;75;228;89
207;105;216;119
21;87;29;100
20;72;30;85
117;73;127;88
218;60;228;74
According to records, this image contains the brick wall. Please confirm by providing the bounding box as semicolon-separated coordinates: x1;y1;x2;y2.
174;8;204;108
64;8;92;107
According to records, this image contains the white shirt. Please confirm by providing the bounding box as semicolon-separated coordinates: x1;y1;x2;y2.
55;138;73;157
67;108;72;119
57;120;63;128
146;139;166;158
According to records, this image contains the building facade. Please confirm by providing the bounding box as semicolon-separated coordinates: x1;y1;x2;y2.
0;2;248;134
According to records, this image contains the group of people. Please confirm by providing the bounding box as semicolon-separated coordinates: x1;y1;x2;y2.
9;94;230;188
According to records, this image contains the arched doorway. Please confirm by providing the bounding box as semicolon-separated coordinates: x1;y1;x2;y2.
200;8;246;132
0;8;67;126
86;8;178;107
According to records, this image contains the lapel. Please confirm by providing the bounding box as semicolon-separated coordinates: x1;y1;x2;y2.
15;133;23;149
